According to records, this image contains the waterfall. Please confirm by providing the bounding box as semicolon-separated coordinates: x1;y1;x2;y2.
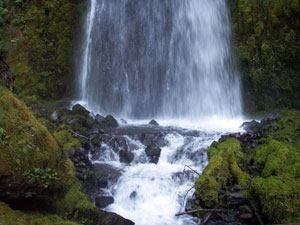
75;0;242;120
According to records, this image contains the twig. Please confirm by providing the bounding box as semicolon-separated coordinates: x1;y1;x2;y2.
71;131;89;140
182;185;194;207
200;212;212;225
249;200;264;225
184;165;201;176
175;208;226;216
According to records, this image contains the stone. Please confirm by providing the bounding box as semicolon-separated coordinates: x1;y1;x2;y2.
95;114;105;123
99;115;119;129
72;104;90;116
95;196;114;208
120;118;128;124
119;150;134;164
145;143;162;164
0;57;15;90
149;120;159;126
130;191;137;199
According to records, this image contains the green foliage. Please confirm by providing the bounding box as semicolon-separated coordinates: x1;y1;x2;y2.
2;0;83;99
229;0;300;111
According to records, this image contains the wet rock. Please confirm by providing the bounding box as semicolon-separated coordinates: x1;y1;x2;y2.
91;136;101;146
296;126;300;132
100;211;134;225
99;115;119;129
145;143;161;164
50;111;58;121
241;120;260;133
119;150;134;164
95;196;114;208
149;120;159;126
120;118;128;124
130;191;137;199
72;104;90;116
228;192;247;205
95;114;105;123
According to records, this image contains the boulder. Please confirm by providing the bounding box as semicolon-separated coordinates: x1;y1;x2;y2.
99;115;119;129
95;196;114;208
95;114;105;123
119;150;134;164
145;143;161;164
149;120;159;126
72;104;90;116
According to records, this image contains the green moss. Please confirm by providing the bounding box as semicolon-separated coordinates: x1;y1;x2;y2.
0;86;73;199
195;138;250;207
53;128;82;150
0;201;79;225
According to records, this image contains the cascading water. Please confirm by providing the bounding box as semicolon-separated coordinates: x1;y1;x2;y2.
76;0;242;119
75;1;244;224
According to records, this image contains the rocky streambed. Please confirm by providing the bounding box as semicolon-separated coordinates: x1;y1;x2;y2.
30;102;300;225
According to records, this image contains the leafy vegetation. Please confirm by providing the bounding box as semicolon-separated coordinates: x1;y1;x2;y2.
229;0;300;112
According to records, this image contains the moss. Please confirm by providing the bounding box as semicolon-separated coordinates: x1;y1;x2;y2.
0;86;73;199
195;138;250;207
250;176;300;223
0;201;79;225
53;128;82;150
99;115;119;129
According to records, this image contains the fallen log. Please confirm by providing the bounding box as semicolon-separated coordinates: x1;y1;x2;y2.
71;131;89;140
175;208;227;216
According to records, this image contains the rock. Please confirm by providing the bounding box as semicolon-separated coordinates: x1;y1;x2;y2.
50;111;58;121
101;211;135;225
241;120;259;133
228;192;247;205
119;150;134;164
149;120;159;126
72;104;90;116
0;57;15;90
95;196;114;208
130;191;137;199
99;115;119;129
145;143;161;164
91;136;101;146
95;114;105;123
297;126;300;132
120;118;128;124
239;214;253;219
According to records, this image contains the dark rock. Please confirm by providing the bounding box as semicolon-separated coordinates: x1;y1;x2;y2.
99;115;119;129
72;104;90;116
145;143;162;164
241;120;259;133
296;126;300;132
91;137;101;146
228;192;247;205
119;150;134;164
95;196;114;208
0;57;15;90
130;191;137;199
95;114;105;123
100;211;135;225
239;214;253;219
149;120;159;126
120;119;128;124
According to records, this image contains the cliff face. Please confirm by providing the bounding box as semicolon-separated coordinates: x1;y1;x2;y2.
0;0;84;100
229;0;300;112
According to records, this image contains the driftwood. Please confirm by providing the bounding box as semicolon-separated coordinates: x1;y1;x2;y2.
249;200;264;225
71;131;89;140
175;208;227;216
200;212;212;225
184;165;201;176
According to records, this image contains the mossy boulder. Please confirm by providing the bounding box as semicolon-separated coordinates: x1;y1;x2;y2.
72;104;90;117
195;138;250;207
98;115;119;129
0;86;73;201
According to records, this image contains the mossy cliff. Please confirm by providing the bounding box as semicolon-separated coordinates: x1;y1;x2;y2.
229;0;300;111
0;85;132;225
195;111;300;224
0;0;84;100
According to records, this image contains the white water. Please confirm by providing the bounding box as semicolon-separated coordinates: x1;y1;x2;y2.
76;0;244;224
75;0;242;120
